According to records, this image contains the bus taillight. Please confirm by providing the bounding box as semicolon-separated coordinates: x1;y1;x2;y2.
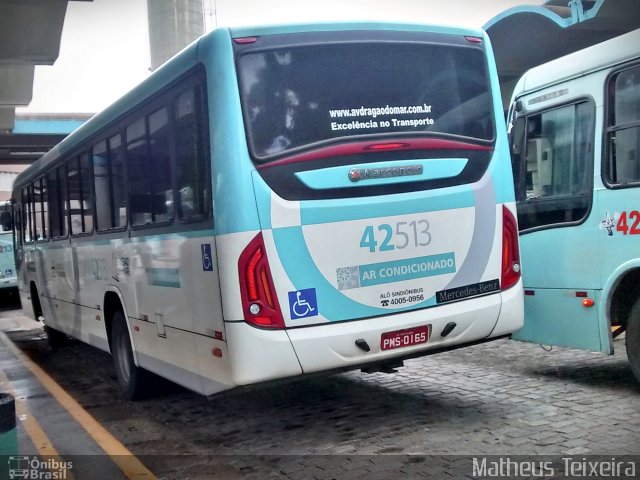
501;205;521;291
238;233;285;329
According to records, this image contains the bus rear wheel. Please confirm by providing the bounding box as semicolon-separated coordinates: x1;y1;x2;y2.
626;299;640;385
111;311;151;400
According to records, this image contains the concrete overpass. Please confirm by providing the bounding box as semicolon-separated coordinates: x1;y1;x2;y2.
0;0;205;168
0;113;91;165
0;0;93;169
0;0;92;133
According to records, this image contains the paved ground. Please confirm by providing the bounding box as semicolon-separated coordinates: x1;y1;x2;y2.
2;295;640;479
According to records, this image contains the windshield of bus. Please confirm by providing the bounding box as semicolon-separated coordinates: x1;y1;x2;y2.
236;34;495;161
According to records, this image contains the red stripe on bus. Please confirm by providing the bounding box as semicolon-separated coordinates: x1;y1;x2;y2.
257;139;493;169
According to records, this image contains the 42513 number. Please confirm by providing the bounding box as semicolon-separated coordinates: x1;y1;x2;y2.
360;220;431;253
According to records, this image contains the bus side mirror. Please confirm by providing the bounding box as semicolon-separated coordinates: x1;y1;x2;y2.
1;212;13;232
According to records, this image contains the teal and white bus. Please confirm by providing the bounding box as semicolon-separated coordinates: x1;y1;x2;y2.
508;29;640;383
9;22;522;399
0;201;17;293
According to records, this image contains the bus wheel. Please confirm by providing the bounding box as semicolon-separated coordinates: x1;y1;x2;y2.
44;325;67;350
111;311;150;400
30;284;44;322
626;299;640;385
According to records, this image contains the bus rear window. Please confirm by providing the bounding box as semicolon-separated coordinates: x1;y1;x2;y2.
237;39;494;161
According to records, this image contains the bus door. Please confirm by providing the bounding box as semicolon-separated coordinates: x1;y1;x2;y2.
509;99;609;353
0;232;15;288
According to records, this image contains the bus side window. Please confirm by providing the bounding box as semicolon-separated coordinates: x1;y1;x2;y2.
148;107;174;223
127;109;174;227
127;118;153;226
515;102;594;231
80;152;94;233
109;134;127;228
94;136;127;231
606;65;640;184
68;157;83;235
33;178;48;241
22;186;32;243
174;82;210;221
13;207;21;248
93;140;111;231
68;154;94;236
57;165;68;237
509;115;526;202
48;168;66;238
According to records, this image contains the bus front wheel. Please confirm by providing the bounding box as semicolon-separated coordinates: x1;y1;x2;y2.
111;312;150;400
626;299;640;385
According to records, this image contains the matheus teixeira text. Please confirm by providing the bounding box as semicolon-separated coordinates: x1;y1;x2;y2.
473;457;636;478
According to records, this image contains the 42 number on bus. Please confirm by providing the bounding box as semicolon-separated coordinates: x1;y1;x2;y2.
616;211;640;235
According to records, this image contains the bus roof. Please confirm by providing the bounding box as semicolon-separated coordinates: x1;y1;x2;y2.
512;28;640;100
229;21;485;39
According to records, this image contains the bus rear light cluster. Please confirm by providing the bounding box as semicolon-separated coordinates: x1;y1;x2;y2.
238;233;285;329
501;205;521;291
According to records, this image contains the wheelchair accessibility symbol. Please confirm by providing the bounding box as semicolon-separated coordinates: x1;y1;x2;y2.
201;244;213;272
288;288;318;320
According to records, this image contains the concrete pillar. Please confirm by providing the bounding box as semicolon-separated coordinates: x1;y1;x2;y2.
0;108;15;132
0;66;34;106
147;0;204;71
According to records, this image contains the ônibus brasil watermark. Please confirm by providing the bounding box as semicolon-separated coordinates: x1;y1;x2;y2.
7;456;73;480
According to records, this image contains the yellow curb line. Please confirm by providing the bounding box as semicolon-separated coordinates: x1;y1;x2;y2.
0;367;76;480
0;331;156;479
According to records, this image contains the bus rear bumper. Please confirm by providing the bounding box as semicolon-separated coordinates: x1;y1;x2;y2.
225;322;303;386
286;292;510;375
490;279;524;338
225;285;523;384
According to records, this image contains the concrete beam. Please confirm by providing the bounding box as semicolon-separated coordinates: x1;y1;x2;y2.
0;132;66;164
0;0;69;65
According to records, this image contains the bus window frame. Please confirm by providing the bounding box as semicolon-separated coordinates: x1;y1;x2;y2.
47;166;68;240
510;96;596;234
33;177;49;243
173;81;212;224
602;60;640;190
21;186;33;244
67;152;95;238
126;99;175;231
93;131;130;234
122;68;211;233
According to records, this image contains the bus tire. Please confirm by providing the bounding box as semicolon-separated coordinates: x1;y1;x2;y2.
30;283;43;322
44;325;67;350
111;311;150;400
626;299;640;385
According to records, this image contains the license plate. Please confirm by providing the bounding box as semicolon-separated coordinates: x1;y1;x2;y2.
380;325;431;351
